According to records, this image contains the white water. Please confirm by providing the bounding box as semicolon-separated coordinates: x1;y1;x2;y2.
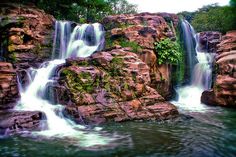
15;21;114;147
172;23;215;112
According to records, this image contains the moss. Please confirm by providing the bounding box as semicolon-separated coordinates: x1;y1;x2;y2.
70;60;89;66
91;60;100;66
119;40;142;53
8;44;16;52
105;33;142;53
105;36;114;49
171;26;185;84
8;52;18;63
104;22;134;30
109;57;124;76
123;81;129;90
120;23;135;29
61;69;96;94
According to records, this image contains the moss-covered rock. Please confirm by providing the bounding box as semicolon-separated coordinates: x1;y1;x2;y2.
55;49;178;124
102;13;179;99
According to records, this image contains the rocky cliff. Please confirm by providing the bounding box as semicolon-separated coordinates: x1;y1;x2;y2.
201;31;236;106
102;13;178;99
0;4;54;135
0;3;54;69
53;49;178;124
0;62;19;110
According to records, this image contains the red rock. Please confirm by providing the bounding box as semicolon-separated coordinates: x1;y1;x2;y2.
0;3;55;69
102;13;177;99
198;31;222;53
0;62;19;110
202;31;236;106
56;49;179;124
0;111;46;135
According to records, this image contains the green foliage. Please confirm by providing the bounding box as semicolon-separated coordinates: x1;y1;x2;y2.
178;4;236;33
154;38;181;65
191;6;236;33
172;27;185;84
108;0;138;14
230;0;236;6
19;0;137;22
177;11;195;23
109;57;124;76
61;69;95;93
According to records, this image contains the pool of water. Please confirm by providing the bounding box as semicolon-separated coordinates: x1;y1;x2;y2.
1;104;236;157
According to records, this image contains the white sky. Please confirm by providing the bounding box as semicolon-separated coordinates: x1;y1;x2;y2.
127;0;230;13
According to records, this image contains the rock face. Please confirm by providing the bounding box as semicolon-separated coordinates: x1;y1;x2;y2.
0;3;55;69
102;13;178;99
0;111;46;135
0;4;54;135
201;31;236;106
0;62;19;110
54;49;178;124
198;31;222;53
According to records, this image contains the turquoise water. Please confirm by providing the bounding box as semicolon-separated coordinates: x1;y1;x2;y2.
1;105;236;157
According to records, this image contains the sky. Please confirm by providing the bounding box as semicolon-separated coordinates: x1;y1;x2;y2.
127;0;230;13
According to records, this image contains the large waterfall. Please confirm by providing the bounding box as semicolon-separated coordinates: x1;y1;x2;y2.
15;21;114;147
172;20;215;112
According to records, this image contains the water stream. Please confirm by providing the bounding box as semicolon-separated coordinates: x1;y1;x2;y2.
14;21;120;148
1;20;236;156
172;20;215;112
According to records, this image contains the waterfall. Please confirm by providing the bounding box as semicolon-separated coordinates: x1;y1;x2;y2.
180;20;198;82
15;21;113;147
172;21;215;112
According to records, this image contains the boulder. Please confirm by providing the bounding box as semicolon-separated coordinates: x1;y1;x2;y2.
0;111;46;135
54;49;178;124
201;31;236;106
0;62;19;110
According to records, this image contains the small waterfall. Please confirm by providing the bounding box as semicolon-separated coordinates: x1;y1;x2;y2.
52;21;104;59
15;21;113;147
172;22;215;112
180;20;198;82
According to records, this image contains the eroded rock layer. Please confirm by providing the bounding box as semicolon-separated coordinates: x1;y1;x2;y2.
201;31;236;106
54;49;178;124
0;3;54;69
0;111;46;135
102;13;178;99
198;31;222;53
0;62;19;110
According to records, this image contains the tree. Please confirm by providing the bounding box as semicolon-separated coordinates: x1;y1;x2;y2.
191;5;236;33
230;0;236;6
108;0;137;14
9;0;137;22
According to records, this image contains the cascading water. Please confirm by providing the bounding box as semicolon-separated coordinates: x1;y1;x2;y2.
172;20;215;112
15;21;115;148
180;20;198;82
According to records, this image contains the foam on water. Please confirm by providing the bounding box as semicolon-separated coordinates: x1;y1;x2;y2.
15;21;117;148
172;24;215;112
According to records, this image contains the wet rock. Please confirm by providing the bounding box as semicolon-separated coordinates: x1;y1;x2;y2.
202;31;236;106
198;31;222;53
57;49;179;124
0;111;46;135
0;62;19;110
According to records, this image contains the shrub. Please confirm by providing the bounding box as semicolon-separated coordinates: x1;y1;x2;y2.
154;38;181;65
